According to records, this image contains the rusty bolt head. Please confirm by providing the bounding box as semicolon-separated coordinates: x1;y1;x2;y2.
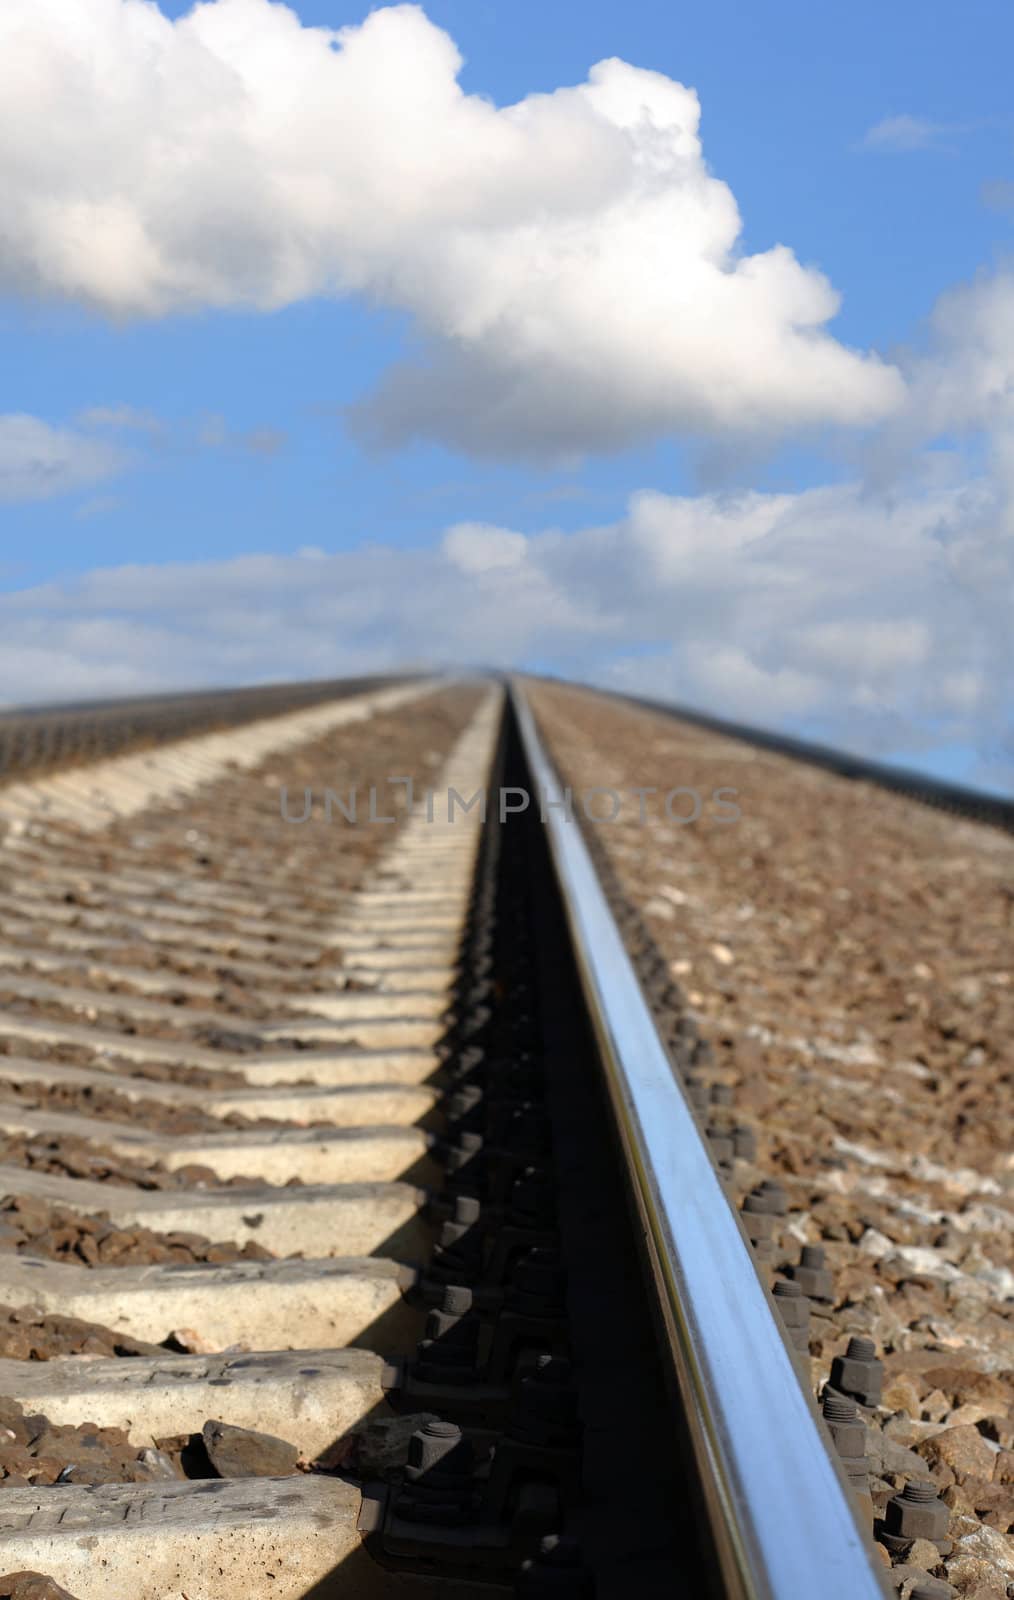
771;1278;807;1315
884;1480;949;1543
821;1391;866;1460
829;1336;882;1407
772;1278;811;1350
790;1244;834;1302
745;1181;786;1216
741;1197;776;1233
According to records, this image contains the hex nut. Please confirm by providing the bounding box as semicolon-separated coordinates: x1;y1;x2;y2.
821;1392;866;1461
884;1480;949;1543
829;1336;883;1406
790;1244;834;1302
745;1181;787;1216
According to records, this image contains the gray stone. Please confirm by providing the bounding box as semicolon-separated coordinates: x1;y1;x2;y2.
136;1449;178;1481
201;1420;299;1479
866;1426;930;1481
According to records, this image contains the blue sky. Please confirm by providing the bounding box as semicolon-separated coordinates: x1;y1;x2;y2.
2;0;1012;790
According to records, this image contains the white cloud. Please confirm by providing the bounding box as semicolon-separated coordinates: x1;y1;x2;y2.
442;523;528;574
861;114;951;152
0;414;126;503
0;0;902;458
905;270;1014;439
794;619;931;675
2;464;1009;782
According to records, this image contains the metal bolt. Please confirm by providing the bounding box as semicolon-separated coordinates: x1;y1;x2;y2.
431;1195;484;1281
745;1181;787;1216
442;1285;473;1316
415;1283;480;1379
884;1479;949;1544
741;1193;776;1257
821;1391;866;1463
446;1084;484;1120
772;1278;811;1351
423;1285;477;1343
829;1336;882;1407
444;1132;484;1174
405;1418;474;1480
790;1244;834;1303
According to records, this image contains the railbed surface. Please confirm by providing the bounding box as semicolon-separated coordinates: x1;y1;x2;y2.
0;673;1000;1598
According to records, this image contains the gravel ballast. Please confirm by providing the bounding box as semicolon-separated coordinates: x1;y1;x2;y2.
529;681;1013;1595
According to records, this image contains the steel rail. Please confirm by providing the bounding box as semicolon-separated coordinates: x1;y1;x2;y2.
0;673;409;782
512;680;889;1600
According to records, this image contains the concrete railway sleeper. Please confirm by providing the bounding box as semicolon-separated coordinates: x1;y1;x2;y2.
0;679;894;1599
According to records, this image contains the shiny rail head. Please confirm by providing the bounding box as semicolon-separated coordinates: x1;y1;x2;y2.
510;679;890;1600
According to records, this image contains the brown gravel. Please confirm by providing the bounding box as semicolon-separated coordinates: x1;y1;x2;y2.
530;681;1014;1586
0;1395;303;1495
0;1077;326;1137
0;1195;275;1268
0;1573;83;1600
0;1306;167;1361
0;1034;252;1090
0;1132;270;1191
0;1396;176;1489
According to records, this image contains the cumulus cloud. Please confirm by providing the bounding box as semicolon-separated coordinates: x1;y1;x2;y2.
0;0;902;457
0;414;126;503
904;269;1014;439
442;524;528;574
2;465;1010;783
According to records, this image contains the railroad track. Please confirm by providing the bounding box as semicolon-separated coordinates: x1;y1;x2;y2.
0;676;940;1598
